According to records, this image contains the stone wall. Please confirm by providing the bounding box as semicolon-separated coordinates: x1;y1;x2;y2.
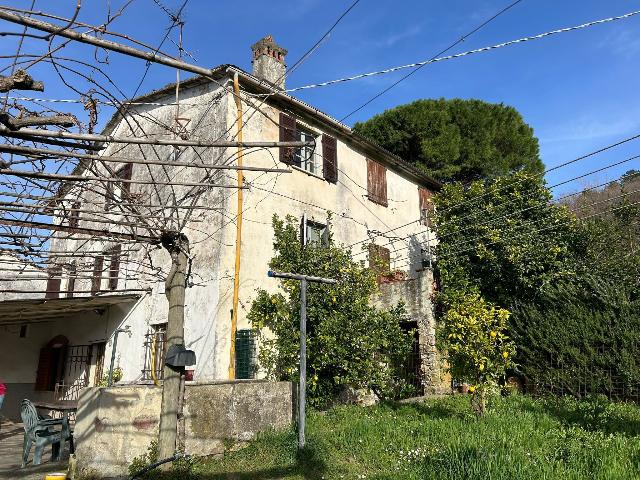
374;269;450;394
75;381;294;478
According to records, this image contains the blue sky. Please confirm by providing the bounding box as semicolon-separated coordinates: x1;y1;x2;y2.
2;0;639;196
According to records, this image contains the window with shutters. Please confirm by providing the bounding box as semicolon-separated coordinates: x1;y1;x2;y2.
367;159;388;206
279;112;339;182
368;244;391;277
91;255;104;295
45;265;62;299
105;163;133;211
107;245;122;290
294;127;319;175
68;201;81;228
419;187;435;227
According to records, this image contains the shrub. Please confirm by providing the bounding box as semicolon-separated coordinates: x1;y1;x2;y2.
511;276;640;399
248;214;415;408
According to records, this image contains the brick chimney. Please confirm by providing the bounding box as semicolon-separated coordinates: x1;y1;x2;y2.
251;35;287;90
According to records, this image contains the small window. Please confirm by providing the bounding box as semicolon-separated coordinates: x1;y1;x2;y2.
294;128;319;175
107;245;122;290
367;159;388;207
66;262;77;298
142;324;167;381
45;265;62;299
301;216;329;247
91;255;104;295
105;163;132;211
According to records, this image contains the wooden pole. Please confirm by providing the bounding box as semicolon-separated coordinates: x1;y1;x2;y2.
157;232;189;462
0;125;314;149
228;73;244;379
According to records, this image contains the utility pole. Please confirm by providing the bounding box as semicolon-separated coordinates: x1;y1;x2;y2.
158;232;190;462
267;270;337;449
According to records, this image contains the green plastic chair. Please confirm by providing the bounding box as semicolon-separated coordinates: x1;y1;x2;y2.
20;399;71;467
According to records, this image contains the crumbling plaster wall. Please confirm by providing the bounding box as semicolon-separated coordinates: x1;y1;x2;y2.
75;381;294;478
374;269;450;393
45;81;232;383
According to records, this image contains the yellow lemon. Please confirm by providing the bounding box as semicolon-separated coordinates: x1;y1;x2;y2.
490;331;497;338
271;298;277;304
332;297;337;303
479;364;485;372
502;351;509;359
468;386;476;393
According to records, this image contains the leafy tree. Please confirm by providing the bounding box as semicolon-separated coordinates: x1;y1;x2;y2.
353;98;543;183
248;214;415;408
433;172;581;307
437;292;515;416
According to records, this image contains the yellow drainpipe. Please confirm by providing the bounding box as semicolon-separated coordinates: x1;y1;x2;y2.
229;72;244;379
150;333;159;386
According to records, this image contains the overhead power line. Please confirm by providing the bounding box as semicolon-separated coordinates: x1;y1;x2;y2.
339;0;525;121
287;9;640;93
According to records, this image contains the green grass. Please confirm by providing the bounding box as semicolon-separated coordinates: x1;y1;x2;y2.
187;395;640;479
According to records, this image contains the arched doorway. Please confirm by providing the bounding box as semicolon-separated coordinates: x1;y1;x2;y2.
34;335;69;391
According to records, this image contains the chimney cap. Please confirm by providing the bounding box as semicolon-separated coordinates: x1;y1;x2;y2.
251;35;288;63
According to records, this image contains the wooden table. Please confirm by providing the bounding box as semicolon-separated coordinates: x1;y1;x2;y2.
33;400;77;453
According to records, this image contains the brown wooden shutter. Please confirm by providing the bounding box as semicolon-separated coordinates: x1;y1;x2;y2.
34;347;52;391
367;159;388;207
45;265;62;299
322;134;338;183
68;201;81;228
91;255;104;295
279;112;296;165
368;244;391;278
419;187;434;227
66;262;77;298
108;245;122;290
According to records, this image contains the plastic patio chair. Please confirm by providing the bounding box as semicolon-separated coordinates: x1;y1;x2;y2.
20;399;71;467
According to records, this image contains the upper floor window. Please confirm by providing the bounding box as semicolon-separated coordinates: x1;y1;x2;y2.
367;158;388;207
105;163;133;211
279;112;338;183
294;127;319;175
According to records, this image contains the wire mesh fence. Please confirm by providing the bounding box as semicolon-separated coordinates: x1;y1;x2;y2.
527;344;640;403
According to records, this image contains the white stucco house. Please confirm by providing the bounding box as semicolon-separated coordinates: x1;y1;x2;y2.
0;36;441;419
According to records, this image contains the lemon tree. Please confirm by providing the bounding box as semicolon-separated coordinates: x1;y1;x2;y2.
249;214;414;407
437;292;515;415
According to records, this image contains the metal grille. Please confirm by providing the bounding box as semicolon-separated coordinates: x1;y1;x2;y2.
398;322;424;396
533;345;640;402
142;324;167;381
56;344;93;401
235;329;256;379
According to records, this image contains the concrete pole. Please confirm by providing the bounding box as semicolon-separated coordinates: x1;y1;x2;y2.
299;278;307;448
157;233;189;463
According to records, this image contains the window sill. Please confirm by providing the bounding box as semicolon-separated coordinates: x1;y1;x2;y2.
291;165;326;182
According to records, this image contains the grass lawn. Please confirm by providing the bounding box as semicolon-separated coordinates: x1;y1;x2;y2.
188;394;640;479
